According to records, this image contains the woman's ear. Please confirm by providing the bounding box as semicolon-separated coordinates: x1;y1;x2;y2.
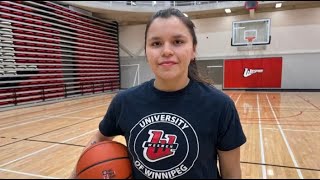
192;45;197;60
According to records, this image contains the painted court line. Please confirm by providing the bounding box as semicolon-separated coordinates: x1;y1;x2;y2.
0;168;59;179
0;101;109;128
263;128;320;133
257;94;267;179
235;93;242;105
46;116;91;120
297;95;320;111
0;103;108;131
266;94;303;179
0;129;98;167
0;95;110;120
283;129;320;133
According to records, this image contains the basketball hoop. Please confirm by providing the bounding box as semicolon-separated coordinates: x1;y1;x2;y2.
245;36;256;46
245;36;256;55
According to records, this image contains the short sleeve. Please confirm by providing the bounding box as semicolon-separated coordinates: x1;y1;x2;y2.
217;100;246;151
99;95;124;137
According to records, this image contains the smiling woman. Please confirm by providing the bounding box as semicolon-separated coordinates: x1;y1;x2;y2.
144;8;210;92
70;7;246;179
145;16;195;91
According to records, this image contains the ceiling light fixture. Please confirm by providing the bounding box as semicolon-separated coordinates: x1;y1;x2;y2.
275;3;282;8
152;1;156;6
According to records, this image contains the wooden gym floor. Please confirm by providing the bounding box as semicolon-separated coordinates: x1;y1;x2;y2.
0;91;319;179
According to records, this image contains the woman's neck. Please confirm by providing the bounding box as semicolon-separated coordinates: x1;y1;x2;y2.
154;77;190;92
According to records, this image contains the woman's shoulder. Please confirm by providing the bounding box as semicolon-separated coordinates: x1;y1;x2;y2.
113;80;152;101
195;81;234;105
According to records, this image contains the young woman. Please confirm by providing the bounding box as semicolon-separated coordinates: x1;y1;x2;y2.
71;8;246;179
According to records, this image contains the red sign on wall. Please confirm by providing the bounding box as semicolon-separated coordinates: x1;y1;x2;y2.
224;57;282;88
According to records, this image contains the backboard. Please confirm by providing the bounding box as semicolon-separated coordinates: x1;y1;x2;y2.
231;19;271;46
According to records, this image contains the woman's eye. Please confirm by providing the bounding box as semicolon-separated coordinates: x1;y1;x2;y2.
174;40;184;45
151;42;161;47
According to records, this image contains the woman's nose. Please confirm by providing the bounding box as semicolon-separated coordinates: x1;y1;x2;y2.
161;43;174;57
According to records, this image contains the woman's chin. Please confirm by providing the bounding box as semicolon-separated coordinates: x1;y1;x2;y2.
156;72;180;81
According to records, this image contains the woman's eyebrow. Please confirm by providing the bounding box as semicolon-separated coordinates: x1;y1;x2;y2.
148;36;161;41
172;34;187;39
148;34;187;41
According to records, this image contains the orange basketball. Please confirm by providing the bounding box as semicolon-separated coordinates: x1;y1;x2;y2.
76;141;133;179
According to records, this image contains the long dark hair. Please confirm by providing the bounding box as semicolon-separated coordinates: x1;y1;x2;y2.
144;8;211;85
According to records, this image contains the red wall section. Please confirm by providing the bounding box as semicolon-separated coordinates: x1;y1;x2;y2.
224;57;282;88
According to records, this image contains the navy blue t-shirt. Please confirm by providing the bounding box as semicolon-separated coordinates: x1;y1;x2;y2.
99;79;246;179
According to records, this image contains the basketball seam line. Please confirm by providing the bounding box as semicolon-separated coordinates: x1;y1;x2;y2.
76;156;129;177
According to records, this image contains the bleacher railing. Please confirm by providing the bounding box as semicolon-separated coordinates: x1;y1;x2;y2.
105;1;227;7
0;80;119;108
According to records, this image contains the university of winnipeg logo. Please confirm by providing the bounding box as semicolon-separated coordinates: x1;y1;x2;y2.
142;130;179;162
128;113;199;179
243;68;264;77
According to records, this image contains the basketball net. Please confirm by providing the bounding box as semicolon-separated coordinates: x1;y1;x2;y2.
246;36;256;56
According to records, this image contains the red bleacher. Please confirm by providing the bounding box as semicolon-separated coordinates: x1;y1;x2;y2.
0;1;120;108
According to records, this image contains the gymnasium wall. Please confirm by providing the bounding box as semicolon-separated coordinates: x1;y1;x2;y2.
282;53;320;89
119;7;320;89
120;57;154;89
